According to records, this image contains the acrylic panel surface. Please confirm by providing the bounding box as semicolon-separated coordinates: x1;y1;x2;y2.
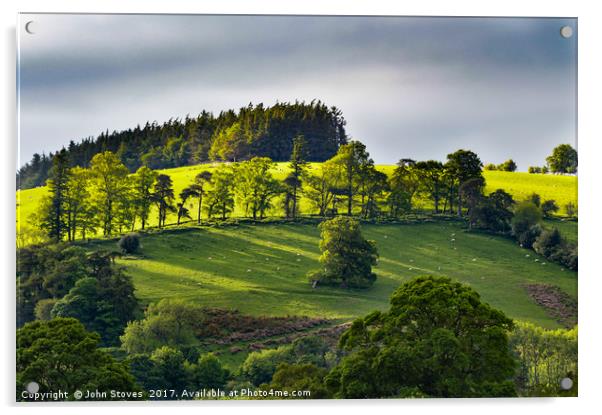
16;14;577;401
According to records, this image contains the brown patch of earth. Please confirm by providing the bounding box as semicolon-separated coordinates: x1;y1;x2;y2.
523;283;577;328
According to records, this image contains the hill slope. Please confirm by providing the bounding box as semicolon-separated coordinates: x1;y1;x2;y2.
89;221;576;329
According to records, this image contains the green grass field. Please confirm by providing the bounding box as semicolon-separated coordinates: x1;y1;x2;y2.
16;163;578;245
88;221;576;330
484;171;577;214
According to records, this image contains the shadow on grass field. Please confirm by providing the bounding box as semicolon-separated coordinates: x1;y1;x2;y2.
90;221;577;330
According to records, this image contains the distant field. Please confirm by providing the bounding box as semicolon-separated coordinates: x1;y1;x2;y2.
16;163;578;242
543;218;578;243
88;221;576;330
483;171;577;214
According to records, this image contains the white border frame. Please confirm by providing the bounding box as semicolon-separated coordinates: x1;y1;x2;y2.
2;1;600;414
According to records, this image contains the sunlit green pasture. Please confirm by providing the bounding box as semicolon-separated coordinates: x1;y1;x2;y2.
87;221;576;330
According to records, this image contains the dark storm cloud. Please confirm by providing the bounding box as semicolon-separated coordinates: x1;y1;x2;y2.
18;14;576;169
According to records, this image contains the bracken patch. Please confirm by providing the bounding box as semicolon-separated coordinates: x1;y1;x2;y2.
523;283;577;327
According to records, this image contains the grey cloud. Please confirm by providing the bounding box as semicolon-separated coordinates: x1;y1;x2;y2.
18;14;576;169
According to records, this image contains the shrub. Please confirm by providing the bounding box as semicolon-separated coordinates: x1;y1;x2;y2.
268;363;331;399
189;353;230;390
527;193;541;207
528;166;542;174
559;244;578;270
541;200;559;217
533;228;562;257
565;202;577;218
120;299;203;354
118;233;140;254
484;163;498;171
512;202;542;248
241;346;293;386
532;228;578;271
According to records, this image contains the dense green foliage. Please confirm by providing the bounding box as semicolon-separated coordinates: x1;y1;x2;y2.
51;264;138;345
127;348;230;396
242;336;331;386
308;216;378;289
17;244;89;325
39;150;71;241
467;189;515;232
511;202;543;248
533;228;578;271
267;364;331;399
509;321;577;396
118;233;140;254
17;318;139;400
17;245;138;344
325;276;517;398
445;149;484;216
120;299;204;354
484;159;517;172
546;144;578;174
17;101;348;190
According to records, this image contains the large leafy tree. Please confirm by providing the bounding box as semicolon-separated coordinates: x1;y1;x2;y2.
234;157;282;219
176;187;195;225
358;166;388;218
64;166;91;241
17;318;138;400
132;166;157;230
307;216;378;288
120;299;203;354
546;144;577;174
445;150;484;217
184;171;212;224
51;259;138;346
204;165;235;220
468;189;515;232
17;244;90;325
90;151;130;236
325;276;517;398
152;174;175;228
305;161;337;216
415;160;445;213
511;201;543;248
189;353;230;390
388;159;420;214
328;141;373;216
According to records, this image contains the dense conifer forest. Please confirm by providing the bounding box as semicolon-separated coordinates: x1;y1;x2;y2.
17;101;348;190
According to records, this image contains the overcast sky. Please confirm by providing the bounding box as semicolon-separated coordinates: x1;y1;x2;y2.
18;14;576;170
